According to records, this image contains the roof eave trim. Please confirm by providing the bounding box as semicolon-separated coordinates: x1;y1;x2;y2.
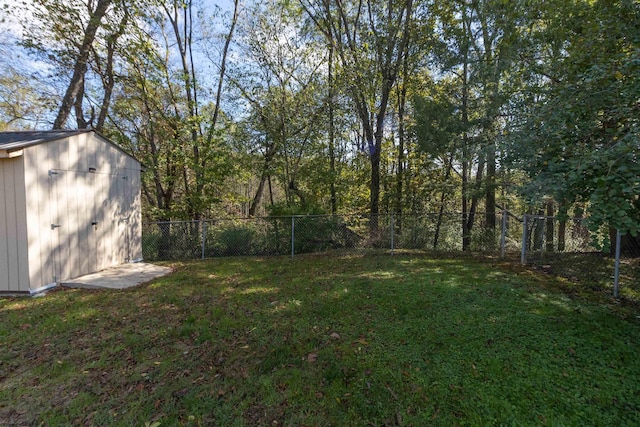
0;149;24;158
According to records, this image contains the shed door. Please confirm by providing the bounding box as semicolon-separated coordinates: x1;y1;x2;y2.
49;169;130;281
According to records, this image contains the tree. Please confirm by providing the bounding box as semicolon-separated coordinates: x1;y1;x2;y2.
0;34;54;129
104;0;238;221
425;0;520;250
301;0;414;233
507;0;640;244
229;0;328;215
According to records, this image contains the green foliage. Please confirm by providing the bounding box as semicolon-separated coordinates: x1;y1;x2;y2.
411;78;463;157
4;0;638;231
216;226;260;256
507;0;640;237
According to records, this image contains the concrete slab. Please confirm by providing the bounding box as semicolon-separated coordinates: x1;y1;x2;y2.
61;262;173;290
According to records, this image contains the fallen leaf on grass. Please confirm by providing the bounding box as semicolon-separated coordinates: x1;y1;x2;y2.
330;332;341;340
307;353;318;363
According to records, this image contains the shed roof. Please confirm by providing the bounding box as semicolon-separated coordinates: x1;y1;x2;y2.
0;130;89;151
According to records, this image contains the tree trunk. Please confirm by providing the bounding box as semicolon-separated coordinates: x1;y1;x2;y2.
74;73;87;128
434;155;454;250
164;0;201;219
395;69;408;233
96;10;128;132
465;157;485;250
485;140;496;248
369;134;381;238
558;203;567;252
206;0;239;145
533;208;545;251
545;200;555;252
461;22;471;251
328;41;337;215
249;171;268;217
52;0;112;129
249;144;276;217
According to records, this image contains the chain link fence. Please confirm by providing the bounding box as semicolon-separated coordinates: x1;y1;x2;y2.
142;212;639;301
142;212;519;261
521;214;640;301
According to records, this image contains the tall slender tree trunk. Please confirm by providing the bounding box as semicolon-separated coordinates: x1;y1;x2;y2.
434;155;454;250
52;0;112;129
465;157;485;249
206;0;239;145
328;42;337;215
395;58;409;233
96;10;129;132
165;0;201;219
249;171;268;218
546;199;555;252
74;74;87;128
249;145;276;217
558;202;567;252
369;133;381;237
485;140;496;248
461;47;471;251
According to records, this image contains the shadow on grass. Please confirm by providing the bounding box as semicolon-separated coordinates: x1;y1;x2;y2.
525;251;640;303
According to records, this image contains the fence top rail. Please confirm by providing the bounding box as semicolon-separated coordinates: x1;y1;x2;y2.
524;215;587;221
144;211;527;225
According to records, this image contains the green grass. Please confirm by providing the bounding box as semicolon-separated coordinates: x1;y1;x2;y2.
2;254;640;426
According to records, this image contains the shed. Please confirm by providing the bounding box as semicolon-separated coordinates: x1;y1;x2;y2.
0;130;143;294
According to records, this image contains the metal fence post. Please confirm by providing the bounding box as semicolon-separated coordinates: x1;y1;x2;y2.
500;210;507;258
614;229;621;298
291;215;295;259
201;220;206;260
521;214;528;264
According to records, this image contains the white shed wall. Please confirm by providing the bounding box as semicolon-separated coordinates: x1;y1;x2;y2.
20;132;142;292
0;156;30;293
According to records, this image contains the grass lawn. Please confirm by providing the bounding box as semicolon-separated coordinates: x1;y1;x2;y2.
2;254;640;426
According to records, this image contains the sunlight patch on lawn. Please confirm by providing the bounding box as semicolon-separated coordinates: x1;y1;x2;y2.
357;270;397;280
271;298;304;312
240;287;279;295
65;307;99;320
329;287;350;300
0;301;29;312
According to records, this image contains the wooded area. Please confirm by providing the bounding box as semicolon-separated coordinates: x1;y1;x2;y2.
0;0;638;247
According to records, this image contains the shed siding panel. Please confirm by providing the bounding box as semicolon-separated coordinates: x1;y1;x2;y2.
24;145;45;290
24;142;61;290
0;157;29;292
0;160;9;290
14;158;30;291
52;140;75;281
35;143;56;287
